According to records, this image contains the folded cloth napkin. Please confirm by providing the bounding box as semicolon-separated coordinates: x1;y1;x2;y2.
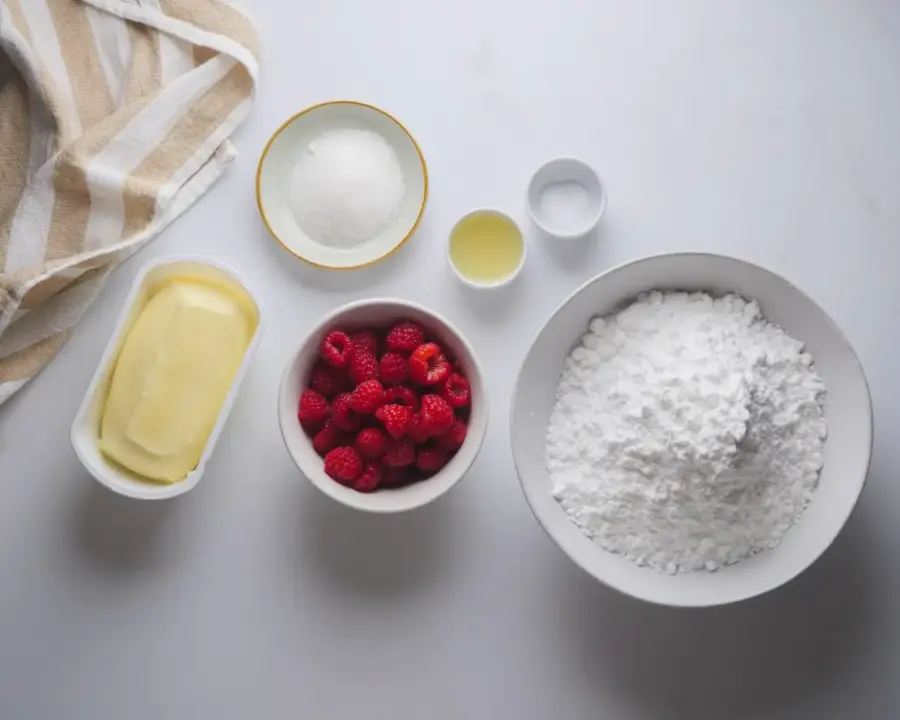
0;0;258;405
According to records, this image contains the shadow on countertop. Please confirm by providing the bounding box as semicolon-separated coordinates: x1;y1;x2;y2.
548;495;879;720
67;477;181;576
295;478;459;602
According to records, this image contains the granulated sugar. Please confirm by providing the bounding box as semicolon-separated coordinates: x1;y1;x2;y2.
545;291;827;574
289;128;404;248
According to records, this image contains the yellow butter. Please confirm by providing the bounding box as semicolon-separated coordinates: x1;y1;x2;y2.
98;277;255;484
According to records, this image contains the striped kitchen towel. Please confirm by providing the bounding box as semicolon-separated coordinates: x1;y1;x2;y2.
0;0;258;405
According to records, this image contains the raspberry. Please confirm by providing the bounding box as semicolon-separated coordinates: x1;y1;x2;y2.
441;373;470;408
409;343;452;386
351;331;379;356
353;462;382;493
312;421;343;456
416;446;450;474
383;438;416;468
355;427;388;459
348;351;379;385
309;362;348;399
321;330;353;368
380;465;409;487
374;403;413;439
385;321;425;352
331;392;362;432
435;417;467;451
384;384;419;410
407;412;431;444
379;351;409;385
297;389;329;428
323;446;363;485
350;379;385;414
419;394;455;437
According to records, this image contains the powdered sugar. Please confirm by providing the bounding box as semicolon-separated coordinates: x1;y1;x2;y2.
545;291;827;574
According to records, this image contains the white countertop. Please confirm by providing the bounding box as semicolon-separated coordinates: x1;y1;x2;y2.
2;1;900;718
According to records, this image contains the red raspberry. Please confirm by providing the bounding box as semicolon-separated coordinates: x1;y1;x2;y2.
441;373;470;408
331;392;362;432
379;351;409;385
353;462;382;493
351;331;379;356
297;389;329;428
321;330;353;368
350;379;385;414
435;417;467;451
384;384;419;410
355;427;388;459
309;362;348;399
409;343;452;386
385;321;425;352
312;421;343;456
416;445;450;474
419;394;455;437
407;412;431;444
383;438;416;468
348;351;379;385
323;446;363;485
380;465;409;487
374;403;413;439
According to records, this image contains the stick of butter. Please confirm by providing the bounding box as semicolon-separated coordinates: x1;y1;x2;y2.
98;277;255;484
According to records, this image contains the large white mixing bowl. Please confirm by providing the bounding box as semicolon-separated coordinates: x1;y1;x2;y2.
511;253;873;606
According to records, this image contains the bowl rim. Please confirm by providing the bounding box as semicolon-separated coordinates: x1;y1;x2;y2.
510;251;874;606
255;100;429;271
278;297;489;513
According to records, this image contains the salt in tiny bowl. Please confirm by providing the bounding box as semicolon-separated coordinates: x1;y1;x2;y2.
527;157;606;240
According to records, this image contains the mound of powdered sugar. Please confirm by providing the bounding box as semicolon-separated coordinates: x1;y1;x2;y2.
545;291;827;574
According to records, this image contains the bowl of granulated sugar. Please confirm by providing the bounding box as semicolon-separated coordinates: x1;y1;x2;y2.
256;101;428;270
511;252;873;607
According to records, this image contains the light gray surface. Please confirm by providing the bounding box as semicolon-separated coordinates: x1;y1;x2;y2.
1;1;899;718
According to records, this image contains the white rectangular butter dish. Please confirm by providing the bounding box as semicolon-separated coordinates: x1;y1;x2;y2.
70;256;264;500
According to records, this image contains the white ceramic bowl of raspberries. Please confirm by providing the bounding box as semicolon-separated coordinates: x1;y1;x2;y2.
278;299;488;512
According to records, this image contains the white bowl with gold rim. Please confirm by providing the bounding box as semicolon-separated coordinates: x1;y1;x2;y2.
70;256;264;500
256;100;428;270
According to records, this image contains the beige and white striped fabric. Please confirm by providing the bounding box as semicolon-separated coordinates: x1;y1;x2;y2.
0;0;258;405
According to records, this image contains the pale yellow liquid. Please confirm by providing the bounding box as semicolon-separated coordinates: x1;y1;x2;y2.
449;211;523;284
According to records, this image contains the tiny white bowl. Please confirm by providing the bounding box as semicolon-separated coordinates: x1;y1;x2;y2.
446;209;526;290
278;299;488;513
527;157;606;239
70;256;264;500
256;100;428;270
511;253;873;606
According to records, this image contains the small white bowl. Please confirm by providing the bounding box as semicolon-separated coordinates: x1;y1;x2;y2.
278;299;488;513
527;157;606;239
446;209;526;290
511;253;873;606
70;257;264;500
256;100;428;270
